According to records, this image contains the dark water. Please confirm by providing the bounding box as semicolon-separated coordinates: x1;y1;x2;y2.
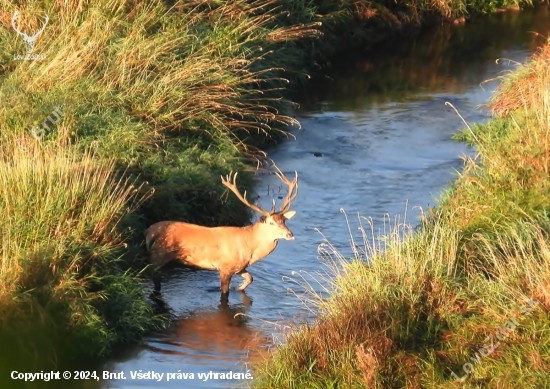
6;5;550;389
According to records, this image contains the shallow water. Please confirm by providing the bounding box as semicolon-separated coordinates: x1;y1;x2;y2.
7;6;550;389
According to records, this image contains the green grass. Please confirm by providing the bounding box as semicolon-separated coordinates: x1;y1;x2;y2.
0;0;321;370
0;0;542;376
253;38;550;389
0;145;163;378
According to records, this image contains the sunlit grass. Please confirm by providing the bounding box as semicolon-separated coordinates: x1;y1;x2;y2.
0;0;323;227
0;142;166;375
0;0;321;364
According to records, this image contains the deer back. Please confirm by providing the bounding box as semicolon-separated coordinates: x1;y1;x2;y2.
145;221;258;270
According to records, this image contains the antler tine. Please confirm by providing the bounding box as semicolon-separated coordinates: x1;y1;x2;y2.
220;171;270;217
11;11;26;37
272;163;294;185
272;163;298;214
279;173;298;213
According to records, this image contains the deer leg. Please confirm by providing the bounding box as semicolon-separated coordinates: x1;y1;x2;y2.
220;271;232;295
149;272;162;299
236;270;253;291
220;292;229;306
153;274;161;293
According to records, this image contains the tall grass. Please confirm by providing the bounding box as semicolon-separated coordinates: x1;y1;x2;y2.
254;39;550;389
0;0;322;227
0;142;163;378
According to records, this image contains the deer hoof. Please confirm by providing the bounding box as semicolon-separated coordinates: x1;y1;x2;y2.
236;283;248;291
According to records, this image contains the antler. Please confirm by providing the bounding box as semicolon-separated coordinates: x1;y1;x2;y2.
273;164;298;214
30;13;48;39
221;172;271;217
11;11;28;38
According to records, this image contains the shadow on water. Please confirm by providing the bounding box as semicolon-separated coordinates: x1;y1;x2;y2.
4;4;550;389
302;4;550;107
1;285;266;389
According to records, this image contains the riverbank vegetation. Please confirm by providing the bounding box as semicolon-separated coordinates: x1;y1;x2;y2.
254;39;550;388
0;0;542;378
279;0;537;61
0;0;320;373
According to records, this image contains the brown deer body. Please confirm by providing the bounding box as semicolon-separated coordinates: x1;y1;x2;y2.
144;166;298;295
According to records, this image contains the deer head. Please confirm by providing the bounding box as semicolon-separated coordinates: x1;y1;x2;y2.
221;164;298;241
12;11;49;54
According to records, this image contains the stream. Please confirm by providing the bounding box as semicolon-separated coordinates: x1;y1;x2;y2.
100;5;550;389
8;5;550;389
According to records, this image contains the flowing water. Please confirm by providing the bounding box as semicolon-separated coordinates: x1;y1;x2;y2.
8;5;550;389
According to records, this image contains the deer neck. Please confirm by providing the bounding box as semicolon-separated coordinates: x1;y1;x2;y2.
246;222;279;265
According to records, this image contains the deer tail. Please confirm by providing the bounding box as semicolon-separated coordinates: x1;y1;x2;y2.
144;228;156;252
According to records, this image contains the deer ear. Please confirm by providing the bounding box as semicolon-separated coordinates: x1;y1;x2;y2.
259;216;267;223
283;210;296;220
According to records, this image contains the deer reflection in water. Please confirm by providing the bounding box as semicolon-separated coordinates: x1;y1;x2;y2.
149;293;269;362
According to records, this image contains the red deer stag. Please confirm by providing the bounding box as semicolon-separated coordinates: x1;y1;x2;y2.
144;165;298;296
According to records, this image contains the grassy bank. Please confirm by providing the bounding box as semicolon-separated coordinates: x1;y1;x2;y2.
254;40;550;388
0;0;542;377
0;0;321;373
